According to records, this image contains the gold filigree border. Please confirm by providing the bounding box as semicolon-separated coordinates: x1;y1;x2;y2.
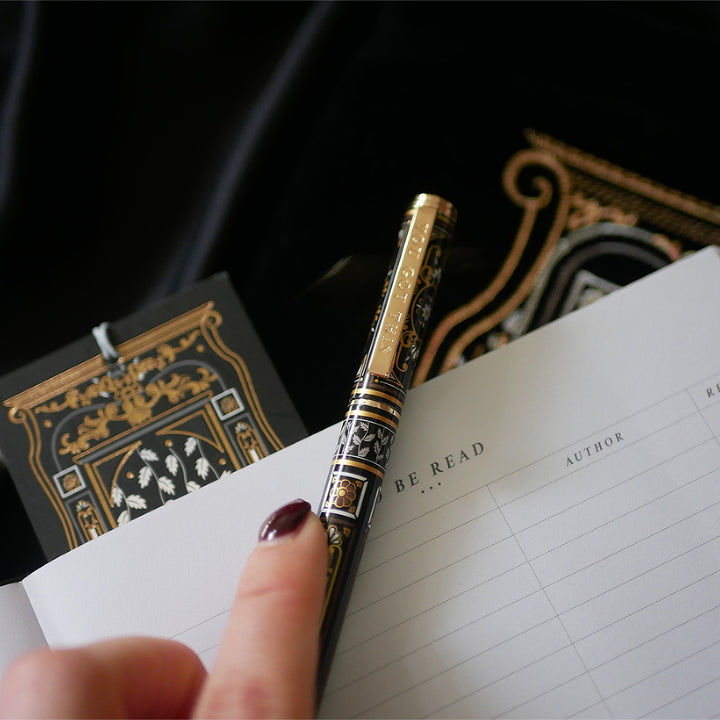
414;131;720;382
200;311;284;453
4;303;219;410
527;130;720;233
414;150;571;382
11;406;79;548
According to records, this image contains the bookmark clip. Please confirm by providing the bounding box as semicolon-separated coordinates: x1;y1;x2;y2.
367;202;437;378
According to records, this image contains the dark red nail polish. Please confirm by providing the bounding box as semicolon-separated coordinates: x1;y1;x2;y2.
258;499;311;541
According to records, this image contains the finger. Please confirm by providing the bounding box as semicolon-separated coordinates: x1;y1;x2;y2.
0;637;206;719
194;499;327;719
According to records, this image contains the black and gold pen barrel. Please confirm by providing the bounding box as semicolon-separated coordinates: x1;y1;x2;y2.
316;193;458;697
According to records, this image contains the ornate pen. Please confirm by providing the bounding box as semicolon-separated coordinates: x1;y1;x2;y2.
317;193;458;694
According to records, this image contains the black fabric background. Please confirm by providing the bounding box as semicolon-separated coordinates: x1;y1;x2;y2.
1;1;719;581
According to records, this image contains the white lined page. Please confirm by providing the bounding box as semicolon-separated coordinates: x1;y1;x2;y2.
322;393;720;718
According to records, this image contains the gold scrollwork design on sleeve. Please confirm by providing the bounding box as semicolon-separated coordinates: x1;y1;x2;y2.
415;150;572;381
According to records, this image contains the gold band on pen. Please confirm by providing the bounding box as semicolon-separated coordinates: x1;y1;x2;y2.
344;410;400;432
346;398;402;419
329;458;386;478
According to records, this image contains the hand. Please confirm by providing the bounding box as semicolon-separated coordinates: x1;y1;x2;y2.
0;499;327;719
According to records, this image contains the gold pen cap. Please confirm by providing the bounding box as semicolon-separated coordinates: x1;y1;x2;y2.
409;193;458;223
367;193;457;382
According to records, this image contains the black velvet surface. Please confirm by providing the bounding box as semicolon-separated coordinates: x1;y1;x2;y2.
1;1;718;581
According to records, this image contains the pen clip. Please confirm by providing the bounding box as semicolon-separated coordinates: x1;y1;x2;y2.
366;202;438;378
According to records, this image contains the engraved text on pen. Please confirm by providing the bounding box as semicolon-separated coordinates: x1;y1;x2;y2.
376;221;431;360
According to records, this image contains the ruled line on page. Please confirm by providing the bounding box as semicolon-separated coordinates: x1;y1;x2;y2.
328;588;550;695
541;482;720;591
588;602;720;696
520;446;719;564
357;498;499;578
338;550;530;655
515;436;717;550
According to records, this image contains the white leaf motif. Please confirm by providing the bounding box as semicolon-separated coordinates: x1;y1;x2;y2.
195;457;210;479
158;476;176;495
327;526;341;545
139;448;158;462
117;510;130;525
187;481;201;492
138;465;153;489
111;485;123;507
125;494;147;510
184;437;198;456
165;454;179;476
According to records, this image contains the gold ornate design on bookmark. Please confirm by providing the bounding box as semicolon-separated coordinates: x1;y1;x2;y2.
75;499;104;541
2;302;285;555
368;204;437;377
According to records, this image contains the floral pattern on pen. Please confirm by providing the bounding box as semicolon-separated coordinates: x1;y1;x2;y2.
334;418;394;467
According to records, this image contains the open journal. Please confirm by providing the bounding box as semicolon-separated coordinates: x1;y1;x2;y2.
2;247;720;718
